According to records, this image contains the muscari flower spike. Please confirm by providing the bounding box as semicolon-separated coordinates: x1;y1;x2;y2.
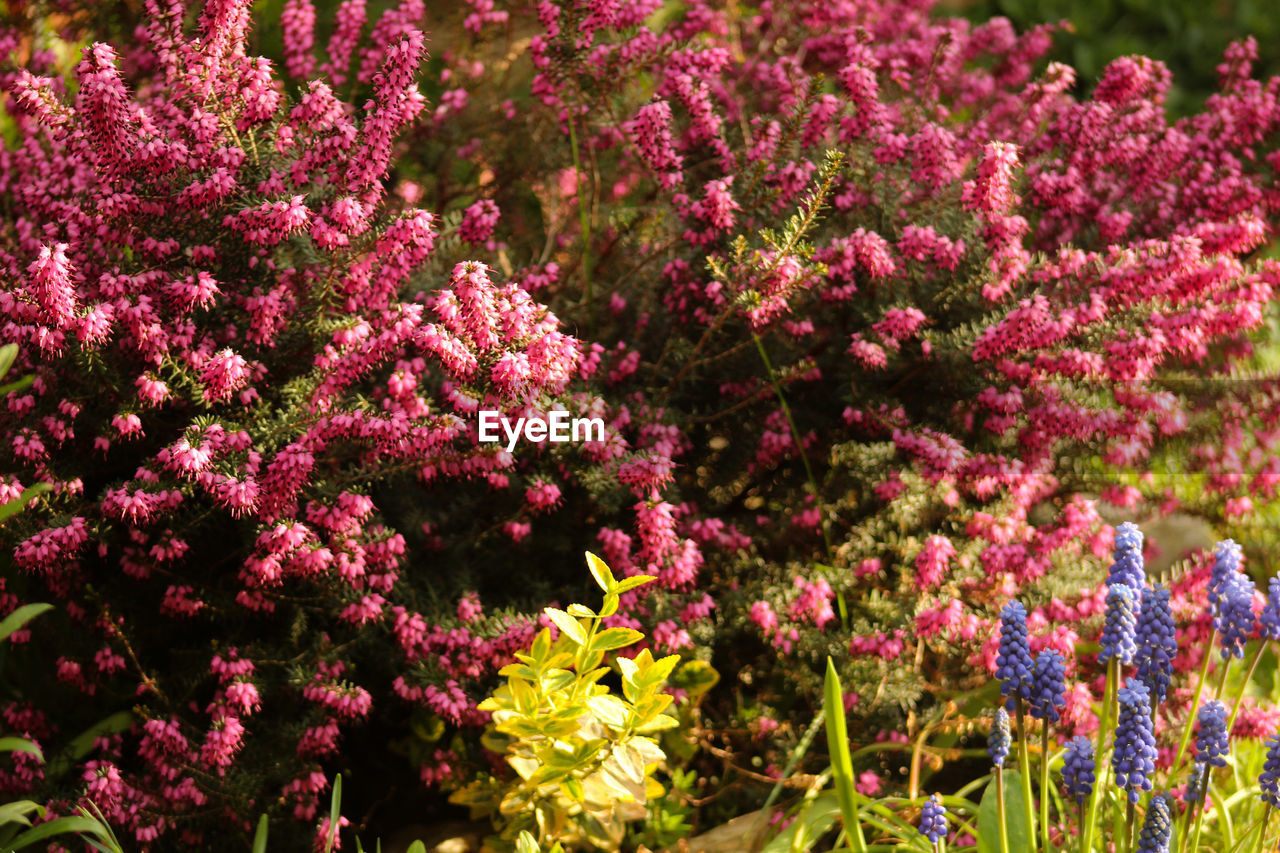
1259;575;1280;641
1061;736;1095;805
1108;521;1145;592
1183;760;1206;804
1260;732;1280;807
1195;700;1230;769
1217;571;1256;660
988;707;1011;768
1099;583;1138;666
996;600;1033;705
1135;584;1177;704
1136;793;1172;853
918;794;948;845
1112;677;1158;803
1029;648;1066;723
1209;539;1243;618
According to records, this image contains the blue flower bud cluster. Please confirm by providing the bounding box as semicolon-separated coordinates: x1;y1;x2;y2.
918;794;947;844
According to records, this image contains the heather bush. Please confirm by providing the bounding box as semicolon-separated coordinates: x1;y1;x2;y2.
6;0;1280;849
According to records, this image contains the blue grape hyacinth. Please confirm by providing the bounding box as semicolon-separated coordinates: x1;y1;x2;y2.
1108;521;1145;592
1029;649;1066;723
1136;794;1172;853
1261;576;1280;641
1217;571;1256;660
918;794;948;845
1183;760;1206;805
1209;539;1244;617
1112;678;1158;803
1260;733;1280;807
1099;583;1138;666
996;600;1033;705
988;707;1010;768
1195;700;1230;768
1061;736;1095;805
1135;585;1177;704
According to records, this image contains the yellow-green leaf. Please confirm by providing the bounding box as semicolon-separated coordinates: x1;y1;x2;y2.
585;551;616;592
593;627;643;651
543;608;586;646
613;575;657;594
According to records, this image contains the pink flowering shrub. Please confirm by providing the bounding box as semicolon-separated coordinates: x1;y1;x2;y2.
4;0;1280;847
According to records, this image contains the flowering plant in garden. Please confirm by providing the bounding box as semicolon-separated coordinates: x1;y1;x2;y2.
772;531;1280;853
5;0;1280;849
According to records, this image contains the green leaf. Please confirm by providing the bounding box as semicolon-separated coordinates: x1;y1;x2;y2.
599;593;619;619
669;660;719;698
567;603;595;618
762;790;840;853
515;831;541;853
0;738;43;761
0;343;17;380
0;604;53;643
592;627;644;651
47;711;134;781
0;800;43;828
325;773;342;853
824;659;866;852
0;483;50;525
613;575;657;594
977;772;1031;853
543;608;587;646
7;816;113;849
406;842;427;853
252;814;269;853
585;551;615;592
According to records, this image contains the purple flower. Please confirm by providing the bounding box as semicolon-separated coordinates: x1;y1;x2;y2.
996;600;1033;704
1209;539;1243;617
1099;583;1138;666
1061;736;1095;805
1259;576;1280;641
1217;572;1256;660
1195;700;1230;768
1135;585;1177;704
1029;649;1065;723
1260;733;1280;807
1107;521;1145;592
988;708;1011;768
1136;794;1172;853
1112;678;1157;803
918;794;948;844
1183;760;1207;804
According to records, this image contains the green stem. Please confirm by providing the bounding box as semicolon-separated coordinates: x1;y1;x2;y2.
1171;630;1217;783
1255;803;1274;853
996;770;1010;853
1040;722;1052;853
1015;698;1038;852
1125;800;1135;853
1227;641;1267;733
1083;660;1117;853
